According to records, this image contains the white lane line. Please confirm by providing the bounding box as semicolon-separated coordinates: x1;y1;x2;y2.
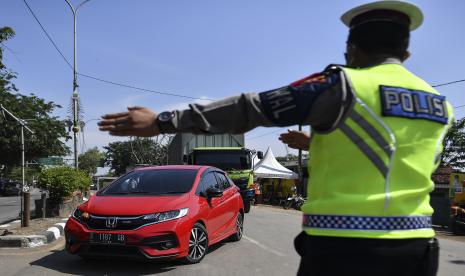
243;235;285;257
5;201;17;204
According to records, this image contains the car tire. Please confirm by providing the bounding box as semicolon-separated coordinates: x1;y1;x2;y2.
183;223;209;264
244;201;251;213
229;212;244;242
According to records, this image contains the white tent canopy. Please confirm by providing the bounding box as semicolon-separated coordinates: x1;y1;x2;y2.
253;147;298;179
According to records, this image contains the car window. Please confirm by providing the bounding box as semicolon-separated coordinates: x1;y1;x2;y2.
215;172;231;190
198;172;220;194
102;169;197;196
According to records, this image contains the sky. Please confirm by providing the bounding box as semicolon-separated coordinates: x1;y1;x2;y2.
1;0;464;158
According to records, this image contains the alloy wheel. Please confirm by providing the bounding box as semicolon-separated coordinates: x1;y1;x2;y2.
188;225;208;261
236;213;243;239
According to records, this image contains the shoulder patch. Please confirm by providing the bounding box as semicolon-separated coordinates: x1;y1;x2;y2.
380;85;448;124
290;73;327;87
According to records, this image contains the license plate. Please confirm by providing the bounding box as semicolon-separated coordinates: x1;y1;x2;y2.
90;233;126;245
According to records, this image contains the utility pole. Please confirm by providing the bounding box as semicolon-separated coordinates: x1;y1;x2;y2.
64;0;91;169
1;104;34;227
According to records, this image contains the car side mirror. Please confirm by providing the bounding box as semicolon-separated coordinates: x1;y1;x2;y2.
206;187;223;198
257;151;264;160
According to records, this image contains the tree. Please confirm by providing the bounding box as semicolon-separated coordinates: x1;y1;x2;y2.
441;118;465;170
276;154;298;163
78;147;104;176
0;27;70;175
103;136;169;175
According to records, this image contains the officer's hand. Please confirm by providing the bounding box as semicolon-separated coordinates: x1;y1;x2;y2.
279;129;311;150
98;106;160;137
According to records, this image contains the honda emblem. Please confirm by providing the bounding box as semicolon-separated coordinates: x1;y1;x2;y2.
106;217;118;228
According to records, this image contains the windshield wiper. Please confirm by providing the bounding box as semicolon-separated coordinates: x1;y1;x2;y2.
158;191;184;195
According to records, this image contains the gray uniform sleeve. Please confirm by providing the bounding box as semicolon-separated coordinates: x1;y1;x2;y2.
160;67;353;134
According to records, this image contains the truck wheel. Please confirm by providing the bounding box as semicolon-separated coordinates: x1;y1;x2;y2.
244;201;251;213
450;217;461;235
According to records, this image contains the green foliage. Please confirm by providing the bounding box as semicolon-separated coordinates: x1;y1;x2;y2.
442;118;465;170
79;147;104;175
103;137;169;176
8;166;41;184
0;26;70;175
38;167;91;203
276;154;298;162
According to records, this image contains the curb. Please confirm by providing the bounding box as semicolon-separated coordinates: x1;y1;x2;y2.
0;218;68;248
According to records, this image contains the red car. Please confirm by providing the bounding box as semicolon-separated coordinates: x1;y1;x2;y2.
65;165;244;263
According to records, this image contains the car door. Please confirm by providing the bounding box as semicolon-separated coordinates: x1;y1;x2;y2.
214;172;237;233
199;171;227;241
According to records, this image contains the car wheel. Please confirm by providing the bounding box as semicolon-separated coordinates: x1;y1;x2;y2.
183;223;209;264
229;212;244;242
244;201;251;213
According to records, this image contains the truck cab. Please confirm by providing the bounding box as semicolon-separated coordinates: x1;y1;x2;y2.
186;147;262;213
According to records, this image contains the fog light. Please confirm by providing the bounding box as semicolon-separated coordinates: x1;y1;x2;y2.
163;241;175;249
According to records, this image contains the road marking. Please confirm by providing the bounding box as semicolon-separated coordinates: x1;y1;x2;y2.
5;201;17;204
243;235;285;257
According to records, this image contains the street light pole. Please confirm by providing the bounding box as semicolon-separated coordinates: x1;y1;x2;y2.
0;104;34;227
64;0;91;169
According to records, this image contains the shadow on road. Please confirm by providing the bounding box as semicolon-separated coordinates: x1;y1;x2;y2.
449;260;465;265
30;242;228;275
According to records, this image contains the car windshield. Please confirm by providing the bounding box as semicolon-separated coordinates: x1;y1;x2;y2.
101;169;198;196
194;151;251;171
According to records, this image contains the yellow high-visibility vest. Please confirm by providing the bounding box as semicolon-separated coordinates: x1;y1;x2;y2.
302;63;454;239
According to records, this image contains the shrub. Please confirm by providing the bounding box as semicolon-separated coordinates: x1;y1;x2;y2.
38;167;91;203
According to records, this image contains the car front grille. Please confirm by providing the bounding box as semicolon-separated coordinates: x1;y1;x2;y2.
86;215;147;230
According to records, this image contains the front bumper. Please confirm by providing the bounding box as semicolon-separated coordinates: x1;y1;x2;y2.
65;216;192;260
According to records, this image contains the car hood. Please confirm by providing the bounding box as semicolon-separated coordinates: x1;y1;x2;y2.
84;193;191;216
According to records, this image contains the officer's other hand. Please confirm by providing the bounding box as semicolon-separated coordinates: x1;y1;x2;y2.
279;129;311;150
98;106;160;137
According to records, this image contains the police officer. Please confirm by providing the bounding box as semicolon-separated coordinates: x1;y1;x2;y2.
99;1;453;275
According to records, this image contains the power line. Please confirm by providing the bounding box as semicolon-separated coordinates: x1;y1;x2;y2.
78;73;214;101
432;79;465;88
247;129;284;140
22;0;213;102
22;0;73;70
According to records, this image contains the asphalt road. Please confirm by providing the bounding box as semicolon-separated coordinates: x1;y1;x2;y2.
0;188;42;225
0;206;464;276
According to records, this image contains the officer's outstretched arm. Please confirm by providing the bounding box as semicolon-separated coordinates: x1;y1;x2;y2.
99;69;351;136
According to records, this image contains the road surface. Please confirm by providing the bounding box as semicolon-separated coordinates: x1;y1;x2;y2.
0;188;41;225
0;205;464;276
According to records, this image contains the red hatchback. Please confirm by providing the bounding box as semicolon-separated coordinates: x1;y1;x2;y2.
65;165;244;263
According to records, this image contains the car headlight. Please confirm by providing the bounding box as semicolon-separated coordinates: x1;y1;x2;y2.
72;208;90;222
143;208;188;223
